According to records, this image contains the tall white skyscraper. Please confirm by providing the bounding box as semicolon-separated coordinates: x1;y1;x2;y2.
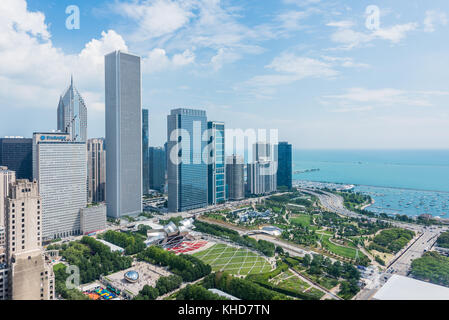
57;76;87;142
105;51;142;218
32;132;87;240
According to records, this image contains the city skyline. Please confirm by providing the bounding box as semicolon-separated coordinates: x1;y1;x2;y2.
1;0;449;149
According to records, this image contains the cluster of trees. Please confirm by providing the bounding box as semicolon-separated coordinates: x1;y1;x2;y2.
102;230;146;255
369;228;415;254
281;227;318;247
339;191;371;210
53;264;88;300
194;220;275;256
284;253;360;299
159;216;183;226
137;245;211;282
60;237;132;284
175;285;226;300
410;251;449;287
134;275;183;300
156;275;183;295
134;285;159;300
203;272;286;300
437;232;449;249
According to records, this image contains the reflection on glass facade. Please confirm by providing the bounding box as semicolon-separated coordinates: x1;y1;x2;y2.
207;121;226;205
149;147;166;192
0;138;32;180
57;76;87;142
276;142;292;189
167;108;208;212
142;109;150;194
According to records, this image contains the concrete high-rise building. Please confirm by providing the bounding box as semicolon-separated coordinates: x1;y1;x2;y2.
33;132;87;240
0;167;15;230
57;76;87;142
142;109;150;195
207;121;225;205
149;147;166;192
0;138;32;180
253;142;272;162
167;108;207;212
87;138;106;203
5;179;55;300
247;161;277;195
276;142;292;190
225;155;245;201
105;50;142;218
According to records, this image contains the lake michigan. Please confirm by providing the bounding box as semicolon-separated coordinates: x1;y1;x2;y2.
293;150;449;218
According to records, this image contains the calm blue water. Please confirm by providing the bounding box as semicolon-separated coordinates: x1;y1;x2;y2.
293;150;449;217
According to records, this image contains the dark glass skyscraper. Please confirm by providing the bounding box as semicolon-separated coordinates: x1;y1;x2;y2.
0;137;32;180
149;147;166;192
142;109;149;195
167;108;207;212
207;121;225;205
277;142;292;190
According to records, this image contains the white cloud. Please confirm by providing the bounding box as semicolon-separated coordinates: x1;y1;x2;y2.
210;48;241;71
267;53;338;78
141;48;196;73
424;10;448;32
114;0;193;40
372;23;418;43
326;20;355;28
323;88;443;108
327;16;418;49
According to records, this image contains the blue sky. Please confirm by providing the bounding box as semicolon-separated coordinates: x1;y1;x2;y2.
1;0;449;149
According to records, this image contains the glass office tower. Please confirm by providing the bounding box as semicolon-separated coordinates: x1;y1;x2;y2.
57;76;87;142
207;121;226;205
167;108;207;212
276;142;292;190
105;51;142;218
142;109;150;195
149;147;166;192
0;137;32;180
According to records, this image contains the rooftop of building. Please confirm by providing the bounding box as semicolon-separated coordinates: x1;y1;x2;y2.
373;274;449;300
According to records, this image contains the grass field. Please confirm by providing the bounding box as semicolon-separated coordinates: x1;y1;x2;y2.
192;243;273;276
270;270;325;299
320;234;366;260
290;214;311;227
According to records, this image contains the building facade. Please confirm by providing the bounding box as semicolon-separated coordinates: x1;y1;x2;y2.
57;76;87;142
87;138;106;203
167;108;208;212
0;167;15;229
276;142;292;190
207;121;226;205
149;147;166;192
5;179;54;300
142;109;150;195
105;51;142;218
33;132;87;240
225;155;245;201
0;250;7;300
247;161;277;195
80;204;107;235
0;138;32;180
